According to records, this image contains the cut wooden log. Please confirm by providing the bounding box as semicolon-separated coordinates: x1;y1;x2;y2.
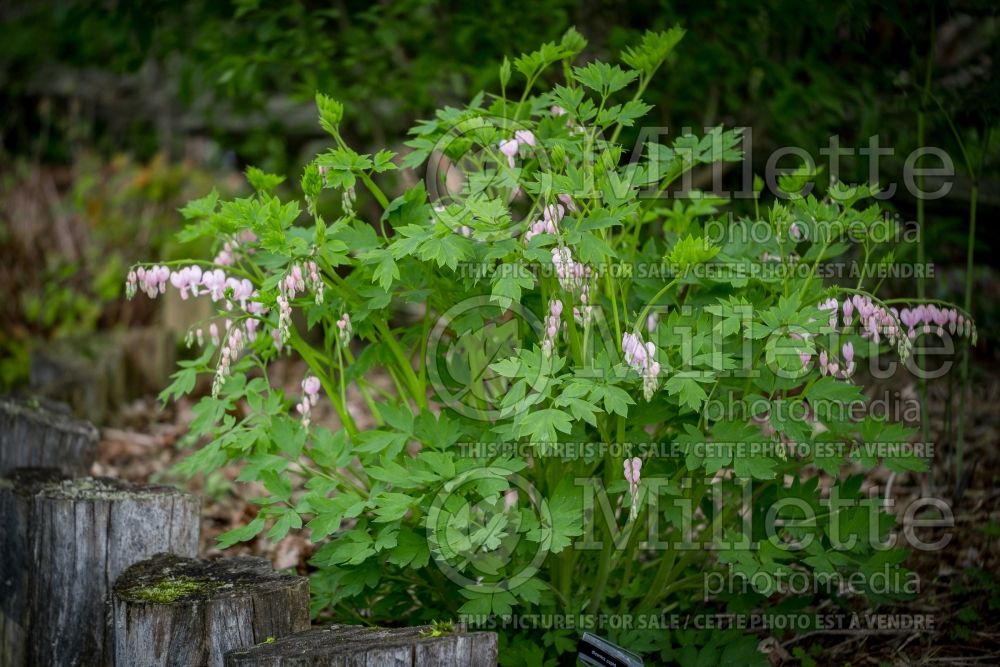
112;554;310;667
0;474;199;667
0;394;99;476
0;468;66;667
224;623;499;667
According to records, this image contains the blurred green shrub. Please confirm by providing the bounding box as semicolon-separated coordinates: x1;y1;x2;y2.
0;153;234;388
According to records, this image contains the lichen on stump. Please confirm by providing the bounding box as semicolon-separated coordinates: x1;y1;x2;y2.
112;554;310;667
224;624;499;667
0;394;98;476
0;474;199;667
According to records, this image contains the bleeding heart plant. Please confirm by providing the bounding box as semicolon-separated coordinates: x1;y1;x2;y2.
133;26;973;664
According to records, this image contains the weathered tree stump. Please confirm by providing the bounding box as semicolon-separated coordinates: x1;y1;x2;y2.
112;554;310;667
0;394;98;476
0;475;199;666
0;468;66;667
224;624;499;667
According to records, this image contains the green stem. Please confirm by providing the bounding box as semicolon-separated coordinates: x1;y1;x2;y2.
795;238;833;302
634;278;680;335
375;319;427;409
916;46;932;453
359;171;390;210
955;180;977;489
289;330;357;435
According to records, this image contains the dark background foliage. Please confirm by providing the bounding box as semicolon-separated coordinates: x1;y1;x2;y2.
0;0;997;375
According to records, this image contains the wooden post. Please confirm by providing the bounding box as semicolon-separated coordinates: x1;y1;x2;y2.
0;394;98;476
0;468;65;667
224;624;499;667
112;554;310;667
0;474;199;666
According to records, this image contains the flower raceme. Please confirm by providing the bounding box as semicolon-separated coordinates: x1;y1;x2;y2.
623;457;642;521
126;241;336;397
523;196;576;244
818;342;855;379
296;375;322;427
899;304;975;341
622;331;661;401
806;296;976;382
523;206;560;244
818;296;975;356
551;245;594;324
128;265;170;298
542;300;564;358
335;312;352;347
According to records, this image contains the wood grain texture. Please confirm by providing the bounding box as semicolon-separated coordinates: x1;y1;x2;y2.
0;394;99;476
0;469;66;667
112;554;310;667
224;624;499;667
0;475;199;667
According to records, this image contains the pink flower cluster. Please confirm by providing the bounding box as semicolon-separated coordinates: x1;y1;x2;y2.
551;246;594;323
127;265;171;298
819;342;856;379
128;263;268;380
622;332;661;400
524;195;577;244
213;230;257;266
542;300;565;357
283;261;325;305
818;295;911;361
273;295;291;351
127;247;336;399
128;264;263;313
623;457;642;520
296;375;322;427
212;323;248;396
336;312;352;347
806;294;972;381
168;266;204;299
498;130;536;168
898;305;975;341
274;261;327;350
